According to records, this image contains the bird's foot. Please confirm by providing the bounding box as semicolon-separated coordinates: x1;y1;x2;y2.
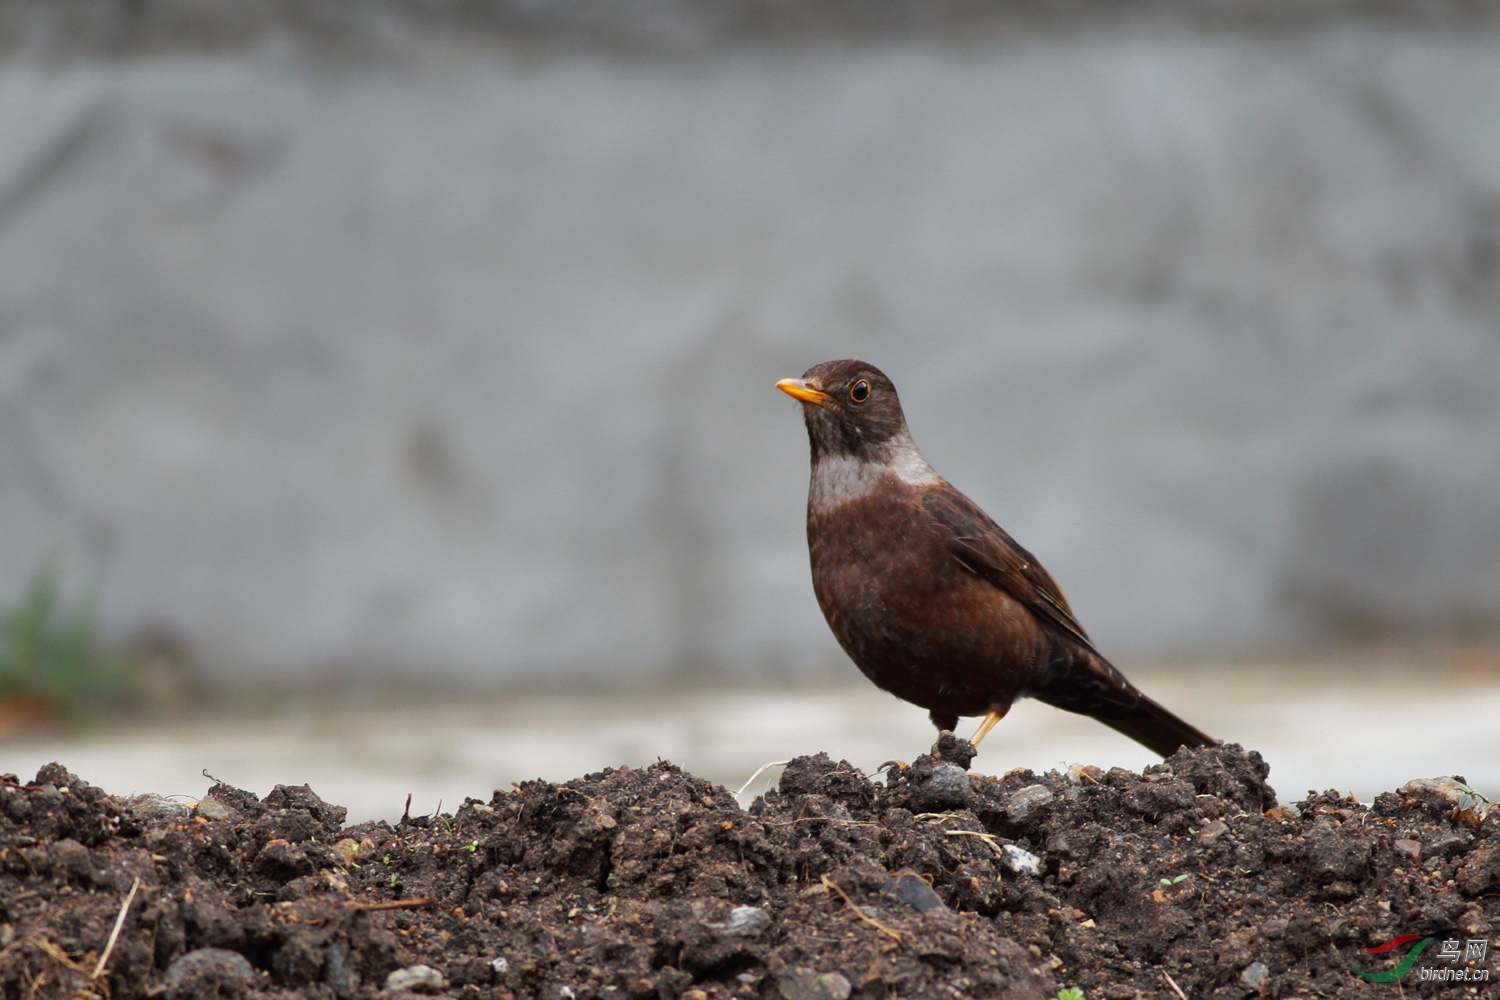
969;707;1008;747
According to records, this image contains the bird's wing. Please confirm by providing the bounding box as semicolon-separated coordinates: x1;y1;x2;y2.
921;485;1098;653
924;483;1215;754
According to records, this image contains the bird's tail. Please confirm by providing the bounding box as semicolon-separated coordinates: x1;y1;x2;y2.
1087;691;1214;758
1031;648;1214;758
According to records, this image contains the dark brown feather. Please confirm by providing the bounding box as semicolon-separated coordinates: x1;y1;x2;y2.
927;486;1095;651
923;483;1211;749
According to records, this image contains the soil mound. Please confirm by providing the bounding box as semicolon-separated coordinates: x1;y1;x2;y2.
1;742;1495;998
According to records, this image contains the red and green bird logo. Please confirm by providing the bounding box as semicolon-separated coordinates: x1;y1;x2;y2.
1348;934;1434;983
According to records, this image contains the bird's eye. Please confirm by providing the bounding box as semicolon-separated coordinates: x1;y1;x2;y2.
849;380;870;403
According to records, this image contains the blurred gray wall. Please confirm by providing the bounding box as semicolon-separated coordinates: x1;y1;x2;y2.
3;6;1500;687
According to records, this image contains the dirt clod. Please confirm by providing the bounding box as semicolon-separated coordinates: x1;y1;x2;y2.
1;740;1496;998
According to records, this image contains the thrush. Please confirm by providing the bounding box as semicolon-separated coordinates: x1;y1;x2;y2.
777;359;1213;757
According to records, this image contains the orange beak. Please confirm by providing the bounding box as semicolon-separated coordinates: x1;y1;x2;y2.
776;377;834;408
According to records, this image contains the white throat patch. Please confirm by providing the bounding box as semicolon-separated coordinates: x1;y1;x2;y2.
808;431;940;512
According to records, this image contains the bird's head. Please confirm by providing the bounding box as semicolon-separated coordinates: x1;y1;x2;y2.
777;359;911;463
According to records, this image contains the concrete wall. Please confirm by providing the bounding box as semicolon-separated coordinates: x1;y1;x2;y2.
2;23;1499;687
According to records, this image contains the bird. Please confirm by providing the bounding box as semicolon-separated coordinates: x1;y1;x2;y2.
777;359;1213;757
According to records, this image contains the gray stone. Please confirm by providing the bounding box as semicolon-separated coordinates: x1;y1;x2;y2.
720;905;770;937
882;871;947;913
1006;785;1056;824
1240;962;1270;989
919;763;973;809
163;948;258;999
324;942;356;997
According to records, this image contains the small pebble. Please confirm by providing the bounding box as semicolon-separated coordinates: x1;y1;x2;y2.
1003;844;1043;876
386;964;447;992
721;905;770;937
1241;961;1270;989
193;797;234;821
1196;819;1229;845
778;968;851;1000
1066;764;1104;785
919;763;973;808
129;794;190;821
882;872;946;913
1005;784;1055;823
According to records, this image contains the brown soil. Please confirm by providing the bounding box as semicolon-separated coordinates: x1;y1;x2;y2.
1;740;1496;999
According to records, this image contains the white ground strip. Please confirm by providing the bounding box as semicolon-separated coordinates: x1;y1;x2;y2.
3;663;1496;823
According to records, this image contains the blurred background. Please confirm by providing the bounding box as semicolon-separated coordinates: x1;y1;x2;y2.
2;0;1498;820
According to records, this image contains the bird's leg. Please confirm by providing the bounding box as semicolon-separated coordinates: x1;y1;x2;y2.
969;706;1009;746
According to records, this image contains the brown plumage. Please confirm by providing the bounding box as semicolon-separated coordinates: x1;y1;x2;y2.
777;359;1213;757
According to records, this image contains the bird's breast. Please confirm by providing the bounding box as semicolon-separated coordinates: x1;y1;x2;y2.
806;483;964;652
806;481;1045;712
